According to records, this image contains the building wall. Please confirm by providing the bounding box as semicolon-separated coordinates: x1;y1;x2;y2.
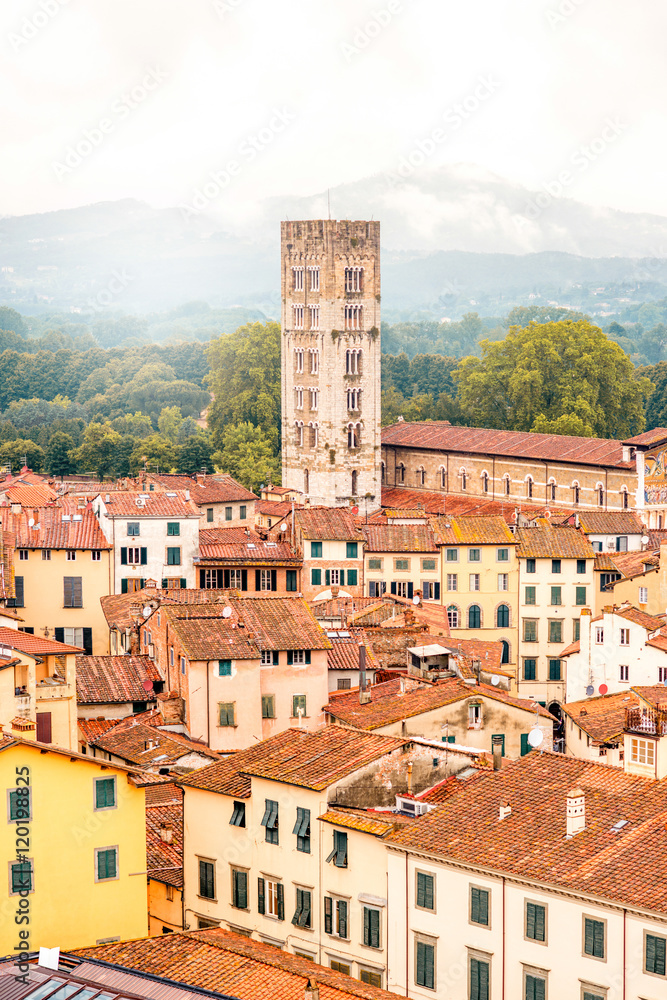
365;549;439;602
387;848;667;999
517;555;594;705
281;220;382;508
1;651;77;751
0;742;147;952
95;506;200;593
563;715;624;767
13;547;112;654
382;446;634;511
301;539;364;601
197;499;256;529
198;564;301;595
148;878;183;935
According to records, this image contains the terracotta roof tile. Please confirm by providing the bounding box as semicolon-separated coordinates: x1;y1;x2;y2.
146;786;183;884
100;588;232;630
91;723;221;767
96;491;202;518
567;511;644;535
361;524;437;553
190;476;258;504
296;507;364;541
610;550;658;580
623;427;667;447
257;500;295;518
0;507;110;550
73;927;401;1000
2;484;58;506
515;521;595;559
632;685;667;710
179;726;406;795
615;604;665;630
199;527;297;563
0;625;82;654
78;718;122;743
76;655;163;704
326;628;381;672
431;515;515;546
318;807;401;837
388;751;667;914
561;691;640;743
382;421;634;469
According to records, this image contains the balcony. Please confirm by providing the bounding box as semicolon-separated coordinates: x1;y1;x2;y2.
625;707;667;736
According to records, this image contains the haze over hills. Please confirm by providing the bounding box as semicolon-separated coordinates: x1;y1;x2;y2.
3;166;667;319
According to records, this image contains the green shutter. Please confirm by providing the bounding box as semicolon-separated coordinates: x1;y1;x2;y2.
140;547;147;565
364;907;379;948
521;733;531;756
120;547;127;565
311;568;321;586
416;942;434;990
470;958;489;1000
325;569;330;585
121;578;128;594
238;869;247;909
96;778;115;809
646;934;666;976
337;898;347;937
97;848;117;880
471;887;488;925
162;578;168;589
324;895;333;934
257;876;265;913
347;569;358;586
277;881;284;920
417;872;434;909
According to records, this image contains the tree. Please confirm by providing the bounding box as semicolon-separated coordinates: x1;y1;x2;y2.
73;423;123;478
158;406;184;442
128;434;177;476
177;433;213;474
212;422;280;492
46;431;75;477
206;321;281;451
0;307;27;338
455;320;654;438
0;438;45;473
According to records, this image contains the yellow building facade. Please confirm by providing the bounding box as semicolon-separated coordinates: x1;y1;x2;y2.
0;738;148;952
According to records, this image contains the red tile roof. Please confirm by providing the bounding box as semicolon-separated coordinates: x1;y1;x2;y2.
190;475;257;504
296;507;364;541
96;491;202;518
388;751;667;915
610;550;658;580
326;628;381;672
146;784;183;887
632;685;667;710
362;524;437;553
179;726;406;796
623;427;667;447
431;514;515;545
615;604;665;630
78;718;122;743
90;723;221;767
2;484;58;506
515;521;595;559
563;511;644;535
561;691;639;743
100;588;231;630
326;676;552;730
199;527;297;564
0;626;82;654
76;655;163;704
0;507;110;550
161;609;260;660
381;486;574;523
73;927;400;1000
382;421;634;469
257;500;295;518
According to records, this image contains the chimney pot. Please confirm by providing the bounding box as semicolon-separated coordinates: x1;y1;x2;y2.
566;787;586;838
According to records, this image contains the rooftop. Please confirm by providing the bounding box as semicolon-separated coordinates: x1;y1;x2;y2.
515;520;595;559
326;628;381;673
0;625;82;654
380;486;574;522
325;676;552;731
382;421;634;469
564;510;645;535
73;927;401;1000
76;655;163;704
388;750;667;915
100;588;231;631
295;506;364;541
0;505;110;550
199;527;297;563
430;514;515;546
561;691;640;744
146;781;183;887
90;723;221;768
179;726;406;796
190;475;258;504
361;523;437;553
95;491;202;519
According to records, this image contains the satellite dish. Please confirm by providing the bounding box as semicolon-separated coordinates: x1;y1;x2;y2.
585;685;594;696
142;606;151;618
136;497;146;507
599;683;608;695
280;523;287;533
222;607;232;618
142;679;154;691
491;675;500;686
351;506;359;514
412;595;420;605
28;518;34;527
527;728;544;748
642;535;650;545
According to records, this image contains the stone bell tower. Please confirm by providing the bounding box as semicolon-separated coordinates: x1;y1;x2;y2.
280;219;381;508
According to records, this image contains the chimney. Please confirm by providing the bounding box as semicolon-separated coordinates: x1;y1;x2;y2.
358;644;371;704
491;734;504;770
406;761;413;795
566;788;586;838
159;823;173;844
498;802;511;820
304;980;319;1000
185;489;190;501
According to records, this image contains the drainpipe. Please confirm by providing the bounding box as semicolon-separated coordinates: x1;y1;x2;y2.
502;877;506;1000
622;907;626;1000
405;852;409;997
206;660;211;747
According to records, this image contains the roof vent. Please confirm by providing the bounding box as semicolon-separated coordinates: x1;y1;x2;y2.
73;514;82;521
62;514;71;522
165;491;177;497
566;787;585;838
498;802;512;820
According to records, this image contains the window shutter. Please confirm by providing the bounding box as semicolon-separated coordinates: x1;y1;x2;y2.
54;627;64;644
535;904;545;941
241;569;247;591
73;577;82;607
390;581;397;595
63;577;71;606
120;547;127;565
480;889;488;924
584;918;594;955
180;578;186;589
416;942;425;985
140;578;145;589
257;876;265;914
140;547;147;565
337;899;347;938
163;578;169;589
271;569;277;591
277;881;284;920
347;569;357;586
302;889;311;928
526;903;535;939
255;570;261;591
325;569;330;586
121;579;128;594
14;577;24;606
434;581;440;600
238;870;247;909
363;907;370;946
287;650;293;665
82;628;93;655
305;650;311;664
324;896;333;934
407;581;414;598
273;650;279;665
340;569;345;585
368;908;379;947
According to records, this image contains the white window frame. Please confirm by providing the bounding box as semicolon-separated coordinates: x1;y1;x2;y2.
595;627;604;644
127;546;141;566
619;628;630;646
344;266;363;292
309;348;319;374
309;305;320;330
619;664;629;682
446;573;458;591
630;737;655;766
292;266;304;292
295;348;304;373
293;304;305;330
639;587;648;604
498;573;509;591
308;265;320;292
470;574;480;592
266;877;281;918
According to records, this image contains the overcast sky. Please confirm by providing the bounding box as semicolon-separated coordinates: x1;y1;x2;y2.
2;0;665;225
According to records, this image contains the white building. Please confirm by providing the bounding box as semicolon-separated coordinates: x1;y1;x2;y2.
93;490;201;594
562;603;667;701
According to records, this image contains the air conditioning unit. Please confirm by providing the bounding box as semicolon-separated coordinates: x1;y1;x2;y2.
135;497;146;508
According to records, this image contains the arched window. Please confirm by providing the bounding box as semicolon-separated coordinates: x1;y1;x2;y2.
304;469;309;493
345;349;362;374
295;421;304;447
308;422;318;448
597;484;604;507
439;467;446;489
621;487;629;509
503;475;511;496
496;604;510;628
482;472;489;494
447;605;460;629
381;461;386;483
351;471;358;496
468;604;481;629
572;481;580;505
526;476;533;499
460;468;467;492
417;466;426;486
398;463;405;483
548;478;557;501
347;423;360;448
501;640;510;664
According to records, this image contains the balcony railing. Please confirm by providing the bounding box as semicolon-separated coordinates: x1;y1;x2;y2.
625;707;667;736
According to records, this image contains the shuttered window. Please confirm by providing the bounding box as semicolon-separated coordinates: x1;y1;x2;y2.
324;895;333;934
646;933;667;976
416;871;434;910
229;801;245;827
584;917;605;958
167;547;181;566
311;568;321;586
232;868;247;909
470;886;489;926
63;576;83;608
292;694;307;717
415;940;435;990
526;902;546;941
363;907;380;948
524;974;546;1000
218;659;232;676
199;859;215;899
96;848;118;881
167;523;180;536
11;861;33;894
292;887;312;928
469;957;489;1000
218;702;235;727
292;807;311;853
261;799;279;844
326;830;347;867
95;777;116;810
336;898;348;938
14;576;24;607
8;789;30;822
261;695;275;719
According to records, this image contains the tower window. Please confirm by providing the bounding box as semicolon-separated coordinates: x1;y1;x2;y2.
295;422;304;447
504;475;511;495
526;477;533;499
295;349;304;373
346;349;361;374
309;349;319;374
309;388;319;410
417;466;426;486
598;485;604;506
308;423;318;448
309;305;320;330
295;387;304;409
573;482;580;505
344;305;363;331
482;472;489;493
398;463;405;483
293;305;304;330
621;488;628;509
308;266;320;292
351;471;358;496
344;266;363;293
347;423;360;448
292;266;304;291
440;467;446;489
304;469;309;493
347;388;360;410
549;479;556;500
